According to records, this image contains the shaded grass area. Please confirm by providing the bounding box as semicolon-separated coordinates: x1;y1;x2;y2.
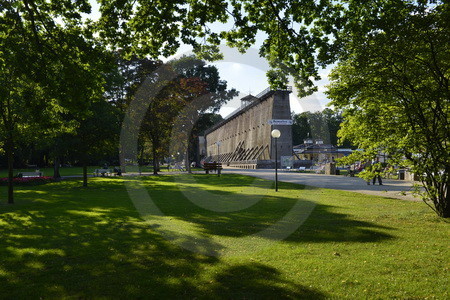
0;167;98;178
0;175;448;298
0;166;201;178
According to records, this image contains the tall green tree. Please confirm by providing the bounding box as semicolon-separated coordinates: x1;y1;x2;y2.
327;3;450;217
169;56;237;172
71;99;121;186
0;0;110;202
113;55;236;174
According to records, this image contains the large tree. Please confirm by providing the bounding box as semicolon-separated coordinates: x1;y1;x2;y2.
327;3;450;217
0;0;111;203
169;56;237;172
133;56;236;174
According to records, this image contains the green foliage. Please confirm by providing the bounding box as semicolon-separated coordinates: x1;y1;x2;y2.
94;0;349;95
115;55;236;173
327;2;450;217
0;0;115;198
292;109;349;147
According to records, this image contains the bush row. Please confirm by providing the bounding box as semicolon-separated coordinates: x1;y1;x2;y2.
0;176;56;186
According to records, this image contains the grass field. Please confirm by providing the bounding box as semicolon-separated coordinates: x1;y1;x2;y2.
0;174;448;298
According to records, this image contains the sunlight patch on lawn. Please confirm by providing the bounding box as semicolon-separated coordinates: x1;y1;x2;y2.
6;247;65;258
66;210;108;218
25;261;45;270
0;211;45;228
7;234;43;240
15;190;49;195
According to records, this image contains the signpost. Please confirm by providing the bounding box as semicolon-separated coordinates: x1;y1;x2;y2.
268;119;293;125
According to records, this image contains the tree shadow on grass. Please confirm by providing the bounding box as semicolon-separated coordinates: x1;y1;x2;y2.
142;177;395;245
0;180;327;298
208;263;326;299
176;173;270;188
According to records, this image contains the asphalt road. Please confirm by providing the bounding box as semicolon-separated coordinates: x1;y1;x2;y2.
222;168;422;201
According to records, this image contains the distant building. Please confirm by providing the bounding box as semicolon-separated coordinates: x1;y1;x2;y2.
293;139;352;163
203;87;293;168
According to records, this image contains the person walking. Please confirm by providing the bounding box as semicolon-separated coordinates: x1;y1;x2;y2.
372;158;383;185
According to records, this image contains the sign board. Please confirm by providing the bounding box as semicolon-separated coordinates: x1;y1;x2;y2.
268;119;293;125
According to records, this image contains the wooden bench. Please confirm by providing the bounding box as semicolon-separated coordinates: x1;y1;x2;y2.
203;162;223;175
93;169;113;177
18;171;43;178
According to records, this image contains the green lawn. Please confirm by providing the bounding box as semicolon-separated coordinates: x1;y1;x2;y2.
0;175;448;298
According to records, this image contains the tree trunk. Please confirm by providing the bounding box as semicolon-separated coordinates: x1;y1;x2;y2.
156;159;160;173
437;184;450;218
119;145;126;173
152;150;158;175
440;201;450;218
82;162;88;187
6;137;14;204
53;156;61;179
186;144;192;174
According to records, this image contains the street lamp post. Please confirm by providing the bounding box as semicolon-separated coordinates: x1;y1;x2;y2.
271;129;281;191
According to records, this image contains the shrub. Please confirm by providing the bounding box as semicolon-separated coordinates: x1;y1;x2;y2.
0;176;56;186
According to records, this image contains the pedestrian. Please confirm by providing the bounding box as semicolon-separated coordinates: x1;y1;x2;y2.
372;173;382;185
372;159;383;185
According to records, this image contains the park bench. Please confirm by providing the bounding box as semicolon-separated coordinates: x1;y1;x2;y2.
18;171;43;178
93;168;113;177
203;162;222;176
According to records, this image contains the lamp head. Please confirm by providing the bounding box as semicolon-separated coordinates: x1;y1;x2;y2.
271;129;281;138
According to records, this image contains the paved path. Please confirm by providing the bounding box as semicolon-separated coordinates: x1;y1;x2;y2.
222;168;422;201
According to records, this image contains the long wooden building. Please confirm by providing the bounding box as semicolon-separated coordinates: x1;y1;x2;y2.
204;87;293;169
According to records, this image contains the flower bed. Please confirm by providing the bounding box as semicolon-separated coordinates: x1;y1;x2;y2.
0;176;56;186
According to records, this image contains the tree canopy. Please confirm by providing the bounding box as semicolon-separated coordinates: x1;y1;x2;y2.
326;2;450;217
95;0;348;96
114;55;236;174
292;109;350;147
0;0;112;202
